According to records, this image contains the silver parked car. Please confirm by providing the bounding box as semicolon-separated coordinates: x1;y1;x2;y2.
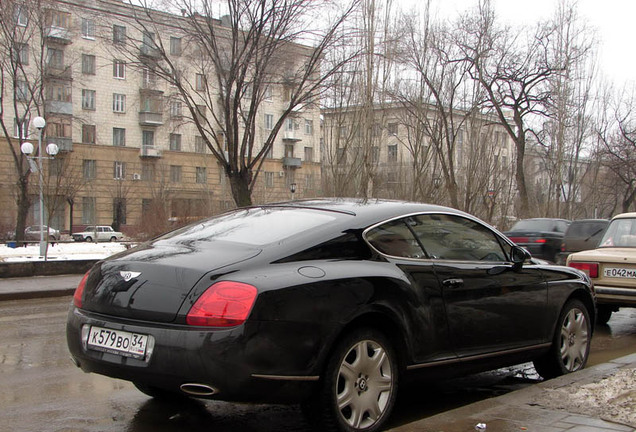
25;225;61;241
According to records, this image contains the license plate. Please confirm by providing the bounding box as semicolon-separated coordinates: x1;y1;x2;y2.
88;326;148;359
603;267;636;279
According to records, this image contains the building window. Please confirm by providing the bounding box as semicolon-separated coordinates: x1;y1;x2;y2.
82;160;96;179
113;25;126;44
304;147;313;162
170;37;182;56
141;94;161;113
306;174;315;190
113;93;126;113
13;118;29;139
46;47;64;69
82;124;96;144
82;54;96;75
81;18;95;39
169;133;182;151
141;163;155;181
371;146;379;163
113;60;126;79
170;165;182;183
81;89;96;110
285;144;294;158
14;4;28;26
286;118;296;131
196;167;207;184
16;80;29;101
114;161;126;180
195;74;206;91
170;101;182;118
49;158;64;178
388;144;398;162
46;9;70;29
305;119;313;135
82;197;96;224
142;130;154;148
387;122;398;136
194;136;207;153
113;128;126;147
264;113;273;130
264;86;272;101
47;84;71;102
265;172;274;188
15;43;29;65
48;119;71;137
195;104;206;120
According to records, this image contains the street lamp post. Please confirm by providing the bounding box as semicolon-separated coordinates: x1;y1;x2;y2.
20;116;58;258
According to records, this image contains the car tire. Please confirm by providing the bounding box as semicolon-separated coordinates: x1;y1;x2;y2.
85;236;92;242
596;305;614;325
49;235;56;241
533;299;591;380
133;382;188;401
303;328;398;432
110;236;116;242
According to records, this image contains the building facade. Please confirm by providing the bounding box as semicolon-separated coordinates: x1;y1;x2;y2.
1;0;321;237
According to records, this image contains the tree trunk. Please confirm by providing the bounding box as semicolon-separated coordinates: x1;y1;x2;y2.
229;170;253;207
15;176;30;244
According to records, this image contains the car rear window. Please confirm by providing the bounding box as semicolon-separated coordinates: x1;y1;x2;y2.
511;220;565;232
599;218;636;248
156;207;338;246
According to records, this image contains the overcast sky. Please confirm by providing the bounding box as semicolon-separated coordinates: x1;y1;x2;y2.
405;0;635;88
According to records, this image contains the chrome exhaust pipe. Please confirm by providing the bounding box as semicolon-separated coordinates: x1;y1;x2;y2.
180;383;218;396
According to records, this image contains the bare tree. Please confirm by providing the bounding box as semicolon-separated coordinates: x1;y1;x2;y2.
109;0;358;207
0;0;47;242
457;0;565;218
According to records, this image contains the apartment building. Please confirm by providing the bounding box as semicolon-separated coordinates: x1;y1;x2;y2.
0;0;321;236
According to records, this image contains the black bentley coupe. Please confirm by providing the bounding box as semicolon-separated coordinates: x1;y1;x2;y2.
67;199;595;432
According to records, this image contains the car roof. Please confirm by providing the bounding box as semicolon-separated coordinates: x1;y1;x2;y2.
612;212;636;220
261;198;468;226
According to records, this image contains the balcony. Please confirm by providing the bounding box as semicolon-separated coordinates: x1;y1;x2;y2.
139;111;163;126
140;145;162;158
283;131;302;141
282;157;301;168
139;44;161;59
46;26;72;44
45;100;73;116
44;66;73;81
47;136;72;152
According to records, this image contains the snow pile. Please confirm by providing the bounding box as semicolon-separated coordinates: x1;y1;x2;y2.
538;368;636;427
1;242;129;262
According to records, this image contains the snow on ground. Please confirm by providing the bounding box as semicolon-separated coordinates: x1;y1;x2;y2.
0;242;130;262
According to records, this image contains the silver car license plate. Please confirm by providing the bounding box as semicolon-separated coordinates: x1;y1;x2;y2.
603;267;636;279
87;326;148;359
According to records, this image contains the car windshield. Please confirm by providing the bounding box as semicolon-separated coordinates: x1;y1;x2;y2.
156;207;338;246
599;218;636;248
510;220;560;232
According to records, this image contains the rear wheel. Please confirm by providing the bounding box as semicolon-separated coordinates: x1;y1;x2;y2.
85;236;92;242
596;305;615;325
534;299;591;379
110;236;117;242
304;328;398;432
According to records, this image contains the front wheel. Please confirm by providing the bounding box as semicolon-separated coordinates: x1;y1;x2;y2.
534;299;591;379
85;236;92;242
304;328;398;432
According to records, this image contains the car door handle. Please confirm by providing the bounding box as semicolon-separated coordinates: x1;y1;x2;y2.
442;278;464;288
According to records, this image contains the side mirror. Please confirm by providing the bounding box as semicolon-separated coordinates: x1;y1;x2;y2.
511;245;531;270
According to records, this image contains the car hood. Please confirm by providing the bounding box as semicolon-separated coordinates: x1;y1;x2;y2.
80;241;262;322
568;248;636;264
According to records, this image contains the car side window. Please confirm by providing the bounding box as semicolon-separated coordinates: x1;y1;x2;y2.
366;219;425;259
409;214;508;262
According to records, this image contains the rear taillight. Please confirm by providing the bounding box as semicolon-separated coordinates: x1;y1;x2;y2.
73;271;90;308
568;262;599;278
186;281;257;327
534;238;547;244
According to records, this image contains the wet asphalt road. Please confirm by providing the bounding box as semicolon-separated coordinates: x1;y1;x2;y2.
0;296;634;432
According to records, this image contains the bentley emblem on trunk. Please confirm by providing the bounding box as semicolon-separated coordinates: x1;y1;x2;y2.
120;271;141;281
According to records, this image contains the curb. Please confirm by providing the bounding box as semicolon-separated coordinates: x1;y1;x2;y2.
0;287;75;302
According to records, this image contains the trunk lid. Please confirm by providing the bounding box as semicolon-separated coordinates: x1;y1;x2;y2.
81;241;261;322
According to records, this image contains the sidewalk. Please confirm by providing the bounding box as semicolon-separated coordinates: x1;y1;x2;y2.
1;275;634;432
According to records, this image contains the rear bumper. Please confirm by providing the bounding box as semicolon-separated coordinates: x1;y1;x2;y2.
594;285;636;306
66;307;318;403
